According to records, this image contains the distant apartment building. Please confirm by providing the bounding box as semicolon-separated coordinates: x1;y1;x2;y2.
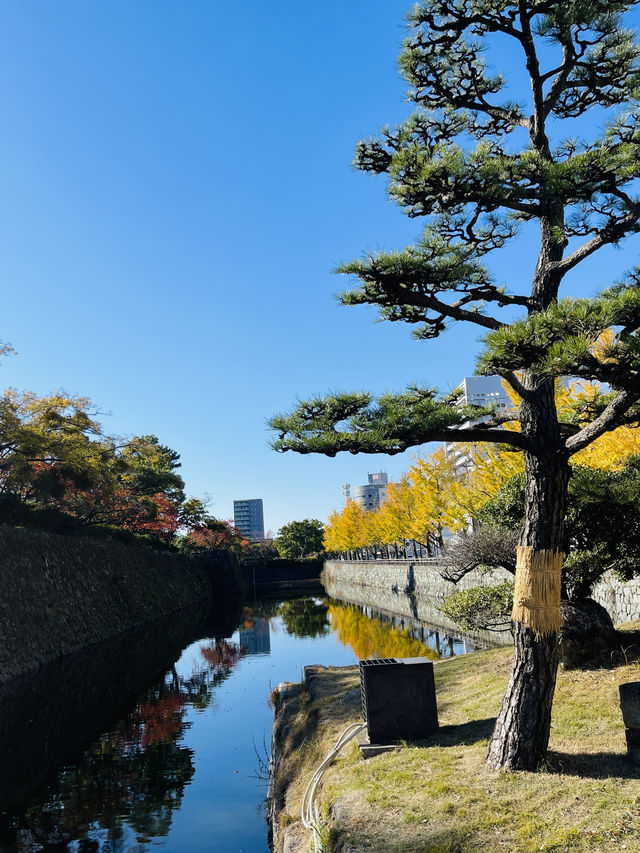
233;498;265;542
447;375;512;474
351;472;390;511
453;375;511;410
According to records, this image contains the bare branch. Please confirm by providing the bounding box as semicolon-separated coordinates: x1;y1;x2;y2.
483;407;521;426
518;1;548;151
429;425;532;451
437;526;519;582
543;43;576;117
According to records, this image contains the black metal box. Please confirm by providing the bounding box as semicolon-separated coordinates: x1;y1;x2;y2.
359;657;438;744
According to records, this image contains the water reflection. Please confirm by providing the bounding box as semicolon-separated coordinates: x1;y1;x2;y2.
0;615;246;852
0;593;475;853
269;597;467;660
328;600;472;659
239;619;271;656
277;599;330;639
16;707;196;851
328;601;439;660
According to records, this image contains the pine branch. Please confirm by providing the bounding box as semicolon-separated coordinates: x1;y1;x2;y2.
495;369;532;401
556;205;640;274
269;387;533;457
518;1;548;151
480;283;640;384
543;43;577;117
338;237;531;339
482;407;522;426
564;389;640;455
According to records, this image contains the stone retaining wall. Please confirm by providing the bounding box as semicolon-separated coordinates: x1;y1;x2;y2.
592;572;640;625
324;559;640;629
323;559;513;647
0;525;241;683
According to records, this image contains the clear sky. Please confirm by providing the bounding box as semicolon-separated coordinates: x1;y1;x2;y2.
0;1;637;534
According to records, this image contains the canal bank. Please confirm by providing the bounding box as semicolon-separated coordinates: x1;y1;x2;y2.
323;558;640;628
322;559;513;648
0;524;242;683
268;632;640;853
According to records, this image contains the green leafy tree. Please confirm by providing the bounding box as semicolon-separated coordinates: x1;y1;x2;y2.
440;580;515;632
118;435;185;507
177;517;247;554
479;460;640;599
0;390;118;506
275;518;325;559
51;432;186;538
271;1;640;770
0;391;191;543
179;496;209;529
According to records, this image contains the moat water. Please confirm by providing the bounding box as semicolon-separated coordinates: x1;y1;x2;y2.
0;592;479;852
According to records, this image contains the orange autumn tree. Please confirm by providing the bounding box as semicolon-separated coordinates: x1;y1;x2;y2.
0;390;212;546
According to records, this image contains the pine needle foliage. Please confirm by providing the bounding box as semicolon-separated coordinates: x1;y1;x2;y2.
271;0;640;461
270;0;640;771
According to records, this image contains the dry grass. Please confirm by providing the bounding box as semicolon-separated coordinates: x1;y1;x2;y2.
273;645;640;853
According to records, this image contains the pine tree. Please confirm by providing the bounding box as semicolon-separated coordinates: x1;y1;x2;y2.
270;0;640;770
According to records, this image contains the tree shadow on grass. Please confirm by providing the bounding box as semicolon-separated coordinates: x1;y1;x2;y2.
545;749;640;779
411;717;497;749
414;721;639;781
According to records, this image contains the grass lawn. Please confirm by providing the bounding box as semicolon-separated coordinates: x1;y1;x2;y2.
272;636;640;852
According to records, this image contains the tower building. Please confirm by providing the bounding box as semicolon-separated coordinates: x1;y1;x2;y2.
233;498;265;542
352;472;390;511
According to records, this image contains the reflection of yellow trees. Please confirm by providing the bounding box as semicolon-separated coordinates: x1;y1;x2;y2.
329;603;437;661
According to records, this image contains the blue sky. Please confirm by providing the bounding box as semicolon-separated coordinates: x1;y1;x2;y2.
0;1;638;534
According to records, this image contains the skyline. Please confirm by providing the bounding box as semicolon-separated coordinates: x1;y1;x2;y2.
1;1;638;533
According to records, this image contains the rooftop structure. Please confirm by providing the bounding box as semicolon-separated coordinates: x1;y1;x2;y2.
352;471;390;512
447;375;512;477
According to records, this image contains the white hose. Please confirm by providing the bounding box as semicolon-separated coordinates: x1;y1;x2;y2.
300;722;367;853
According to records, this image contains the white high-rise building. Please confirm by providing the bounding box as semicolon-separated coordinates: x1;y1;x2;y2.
446;376;512;474
453;375;511;409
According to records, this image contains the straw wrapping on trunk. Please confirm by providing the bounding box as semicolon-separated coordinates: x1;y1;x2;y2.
511;546;563;636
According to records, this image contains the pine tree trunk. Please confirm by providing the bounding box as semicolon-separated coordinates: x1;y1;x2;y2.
486;622;559;769
487;378;570;771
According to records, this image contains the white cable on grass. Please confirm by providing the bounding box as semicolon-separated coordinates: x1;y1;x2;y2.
301;722;367;853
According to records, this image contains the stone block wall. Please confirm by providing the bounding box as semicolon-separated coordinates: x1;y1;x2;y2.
592;572;640;625
322;559;513;647
323;559;512;604
324;559;640;630
0;525;240;683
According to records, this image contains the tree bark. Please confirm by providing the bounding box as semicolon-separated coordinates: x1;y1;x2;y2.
486;622;559;769
487;378;570;770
